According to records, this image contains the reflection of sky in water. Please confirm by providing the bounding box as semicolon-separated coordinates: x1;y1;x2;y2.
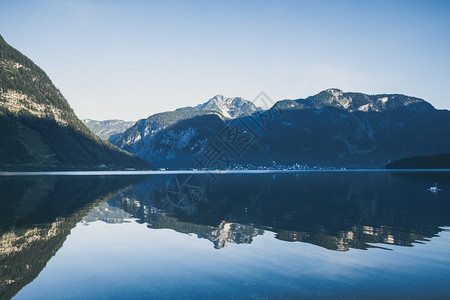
14;220;450;299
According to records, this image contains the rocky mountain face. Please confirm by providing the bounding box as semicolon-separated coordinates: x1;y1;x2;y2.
82;119;135;142
0;35;150;170
273;88;434;112
114;88;450;169
253;88;448;167
112;95;260;164
112;110;224;160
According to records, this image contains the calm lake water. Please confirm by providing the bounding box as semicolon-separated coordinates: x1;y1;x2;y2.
1;171;450;299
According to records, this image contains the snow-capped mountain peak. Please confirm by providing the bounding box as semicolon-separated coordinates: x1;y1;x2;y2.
195;95;261;118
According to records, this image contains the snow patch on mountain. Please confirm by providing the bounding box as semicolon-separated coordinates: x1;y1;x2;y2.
378;97;389;104
195;95;261;118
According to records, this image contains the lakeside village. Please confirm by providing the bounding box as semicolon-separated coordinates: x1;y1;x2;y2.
94;162;346;172
158;162;345;172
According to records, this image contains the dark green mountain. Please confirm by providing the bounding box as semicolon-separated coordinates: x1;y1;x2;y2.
113;88;450;168
386;153;450;169
246;89;450;168
0;35;151;170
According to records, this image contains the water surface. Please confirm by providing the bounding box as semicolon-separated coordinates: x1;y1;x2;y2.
1;171;450;299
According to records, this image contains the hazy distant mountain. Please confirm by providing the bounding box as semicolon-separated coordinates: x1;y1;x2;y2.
113;88;450;169
0;35;150;170
82;119;135;142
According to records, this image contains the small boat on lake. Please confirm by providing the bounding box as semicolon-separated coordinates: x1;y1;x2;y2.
428;183;442;193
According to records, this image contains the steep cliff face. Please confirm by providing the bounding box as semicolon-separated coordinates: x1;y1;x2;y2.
0;35;151;170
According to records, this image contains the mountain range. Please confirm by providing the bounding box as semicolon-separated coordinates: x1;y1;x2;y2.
0;35;151;170
110;88;450;169
2;33;450;170
111;95;261;162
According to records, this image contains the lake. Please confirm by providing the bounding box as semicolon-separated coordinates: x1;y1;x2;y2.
1;171;450;299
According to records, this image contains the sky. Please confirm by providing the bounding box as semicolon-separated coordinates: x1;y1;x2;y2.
1;0;450;121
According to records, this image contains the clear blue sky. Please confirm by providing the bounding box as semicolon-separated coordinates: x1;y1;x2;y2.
1;0;450;120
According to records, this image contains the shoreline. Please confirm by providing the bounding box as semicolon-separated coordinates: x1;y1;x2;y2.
1;169;450;176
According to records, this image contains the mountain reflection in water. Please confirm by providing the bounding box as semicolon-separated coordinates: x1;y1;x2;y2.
1;172;450;299
0;175;144;300
87;172;450;251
